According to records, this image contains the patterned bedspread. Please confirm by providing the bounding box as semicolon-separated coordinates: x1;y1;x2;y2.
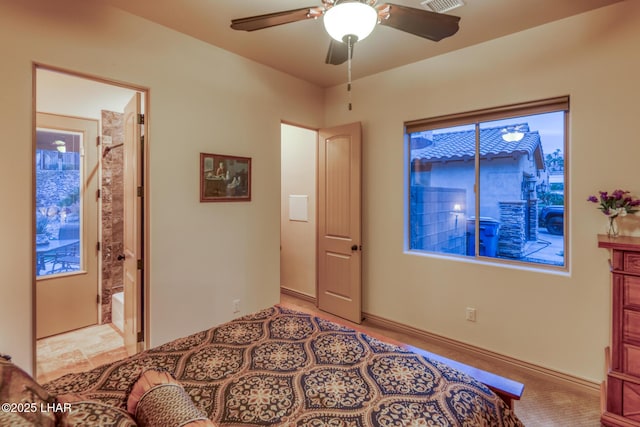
44;306;523;426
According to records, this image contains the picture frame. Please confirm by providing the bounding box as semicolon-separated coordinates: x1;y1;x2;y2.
200;153;251;202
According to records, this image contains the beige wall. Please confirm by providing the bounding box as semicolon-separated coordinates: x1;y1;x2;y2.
324;0;640;383
280;124;317;298
0;0;323;371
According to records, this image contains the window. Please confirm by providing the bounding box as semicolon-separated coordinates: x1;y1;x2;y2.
407;97;568;268
36;128;82;277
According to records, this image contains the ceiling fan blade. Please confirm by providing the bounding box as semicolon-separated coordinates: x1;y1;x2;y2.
231;7;322;32
325;39;353;65
377;3;460;41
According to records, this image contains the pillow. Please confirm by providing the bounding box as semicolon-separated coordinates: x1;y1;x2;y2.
56;394;137;427
127;369;214;427
0;358;57;427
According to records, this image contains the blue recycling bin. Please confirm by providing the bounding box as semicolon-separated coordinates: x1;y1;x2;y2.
466;217;500;256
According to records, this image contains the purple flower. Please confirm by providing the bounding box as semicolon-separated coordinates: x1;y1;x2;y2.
589;189;640;218
613;189;626;199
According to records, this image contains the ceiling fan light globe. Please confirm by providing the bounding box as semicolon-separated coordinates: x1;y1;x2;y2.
323;2;378;43
502;132;524;142
501;128;525;142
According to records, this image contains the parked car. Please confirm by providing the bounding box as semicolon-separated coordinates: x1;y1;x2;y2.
539;205;564;235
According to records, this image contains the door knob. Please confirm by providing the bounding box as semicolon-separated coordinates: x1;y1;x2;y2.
351;245;358;251
117;254;125;261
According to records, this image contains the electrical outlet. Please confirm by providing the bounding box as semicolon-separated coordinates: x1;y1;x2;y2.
465;307;476;322
232;299;241;314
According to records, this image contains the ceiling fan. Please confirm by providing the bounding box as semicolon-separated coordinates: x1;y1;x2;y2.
230;0;461;66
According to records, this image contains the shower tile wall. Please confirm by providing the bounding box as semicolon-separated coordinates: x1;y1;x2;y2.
101;110;124;323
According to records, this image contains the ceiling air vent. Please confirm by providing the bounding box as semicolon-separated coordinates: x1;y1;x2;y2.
420;0;464;13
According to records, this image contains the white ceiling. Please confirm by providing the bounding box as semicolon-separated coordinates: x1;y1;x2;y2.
106;0;622;88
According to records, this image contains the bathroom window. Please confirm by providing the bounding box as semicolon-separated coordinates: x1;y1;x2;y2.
35;129;82;277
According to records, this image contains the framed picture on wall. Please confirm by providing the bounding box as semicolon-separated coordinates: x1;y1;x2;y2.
200;153;251;202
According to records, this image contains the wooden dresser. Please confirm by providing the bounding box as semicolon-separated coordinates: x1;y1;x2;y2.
600;235;640;426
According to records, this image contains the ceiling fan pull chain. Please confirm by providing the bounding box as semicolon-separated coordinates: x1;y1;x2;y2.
347;35;353;111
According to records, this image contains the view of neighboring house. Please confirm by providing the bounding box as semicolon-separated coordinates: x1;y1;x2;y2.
409;122;564;265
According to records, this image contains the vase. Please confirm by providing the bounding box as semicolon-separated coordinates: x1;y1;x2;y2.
607;216;619;238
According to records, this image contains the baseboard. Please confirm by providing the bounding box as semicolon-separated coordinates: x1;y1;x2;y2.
363;311;600;393
280;287;317;304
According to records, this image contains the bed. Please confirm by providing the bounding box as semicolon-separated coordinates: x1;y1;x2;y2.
4;306;524;426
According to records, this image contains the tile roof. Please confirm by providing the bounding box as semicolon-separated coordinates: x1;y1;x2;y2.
411;123;544;166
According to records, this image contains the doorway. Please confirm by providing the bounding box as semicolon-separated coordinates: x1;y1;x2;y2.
280;121;363;324
280;123;318;302
34;66;147;381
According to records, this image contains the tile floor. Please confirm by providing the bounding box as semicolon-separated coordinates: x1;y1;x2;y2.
36;323;127;384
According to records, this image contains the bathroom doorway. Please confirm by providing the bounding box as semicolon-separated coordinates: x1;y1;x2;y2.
34;65;148;382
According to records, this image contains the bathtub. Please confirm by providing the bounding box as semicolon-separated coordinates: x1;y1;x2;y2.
112;291;124;333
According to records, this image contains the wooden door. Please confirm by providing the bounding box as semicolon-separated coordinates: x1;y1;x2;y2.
123;93;143;355
317;122;362;323
36;113;99;338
